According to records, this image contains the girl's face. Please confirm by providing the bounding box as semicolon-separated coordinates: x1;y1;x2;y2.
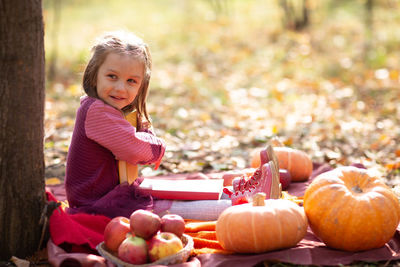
96;52;144;110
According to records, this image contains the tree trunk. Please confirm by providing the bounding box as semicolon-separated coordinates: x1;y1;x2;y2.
364;0;374;57
0;0;46;260
280;0;310;31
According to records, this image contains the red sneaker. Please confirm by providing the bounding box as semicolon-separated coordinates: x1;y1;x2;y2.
232;145;279;193
225;161;281;205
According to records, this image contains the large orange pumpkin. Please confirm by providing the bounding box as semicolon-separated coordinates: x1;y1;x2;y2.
251;146;312;182
216;193;308;253
304;166;400;252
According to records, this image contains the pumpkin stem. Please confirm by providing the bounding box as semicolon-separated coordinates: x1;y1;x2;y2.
352;185;363;193
253;193;266;206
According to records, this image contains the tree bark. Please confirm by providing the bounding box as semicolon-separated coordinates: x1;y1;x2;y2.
0;0;46;260
280;0;310;31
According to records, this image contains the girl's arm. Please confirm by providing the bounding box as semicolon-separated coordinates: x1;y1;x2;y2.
85;100;165;166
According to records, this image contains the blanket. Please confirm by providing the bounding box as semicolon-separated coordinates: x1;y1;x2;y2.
46;163;400;266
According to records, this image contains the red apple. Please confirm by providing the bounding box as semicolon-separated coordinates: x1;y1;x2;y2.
279;169;292;190
148;232;183;262
130;209;161;240
103;216;131;252
118;235;148;264
161;214;185;238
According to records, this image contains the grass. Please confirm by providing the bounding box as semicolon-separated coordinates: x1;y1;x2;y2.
43;1;400;107
43;1;400;100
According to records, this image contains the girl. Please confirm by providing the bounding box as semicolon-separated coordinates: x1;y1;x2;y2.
65;31;279;220
65;31;165;218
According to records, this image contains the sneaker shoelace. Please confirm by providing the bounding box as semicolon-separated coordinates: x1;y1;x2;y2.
235;169;261;194
223;168;262;198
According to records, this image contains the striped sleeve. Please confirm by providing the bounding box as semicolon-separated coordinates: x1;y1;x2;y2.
85;100;165;166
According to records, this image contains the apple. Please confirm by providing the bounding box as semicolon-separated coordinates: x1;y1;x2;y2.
161;214;185;238
279;169;292;190
148;232;183;262
130;209;161;240
118;235;148;265
103;216;131;252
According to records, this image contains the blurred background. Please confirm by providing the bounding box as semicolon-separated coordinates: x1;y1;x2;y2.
43;0;400;186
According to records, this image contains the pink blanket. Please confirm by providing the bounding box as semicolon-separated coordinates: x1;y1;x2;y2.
46;163;400;266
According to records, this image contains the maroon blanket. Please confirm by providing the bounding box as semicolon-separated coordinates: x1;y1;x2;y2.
196;226;400;267
47;163;400;266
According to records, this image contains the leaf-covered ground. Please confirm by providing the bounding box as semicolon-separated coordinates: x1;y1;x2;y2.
44;1;400;191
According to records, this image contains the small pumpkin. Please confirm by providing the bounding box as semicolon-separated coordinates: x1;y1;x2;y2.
274;147;312;182
216;193;308;253
304;166;400;252
251;146;312;182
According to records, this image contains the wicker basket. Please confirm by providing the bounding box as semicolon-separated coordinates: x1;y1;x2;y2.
96;234;194;267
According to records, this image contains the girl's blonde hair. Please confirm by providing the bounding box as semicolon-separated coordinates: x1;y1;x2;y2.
83;31;152;126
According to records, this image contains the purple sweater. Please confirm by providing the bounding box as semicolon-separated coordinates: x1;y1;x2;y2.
65;96;165;218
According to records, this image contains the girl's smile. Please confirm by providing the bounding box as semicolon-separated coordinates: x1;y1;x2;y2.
96;52;144;110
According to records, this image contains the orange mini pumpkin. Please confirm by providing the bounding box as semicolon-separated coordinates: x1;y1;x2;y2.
251;146;312;182
273;147;312;182
216;193;308;253
304;166;400;252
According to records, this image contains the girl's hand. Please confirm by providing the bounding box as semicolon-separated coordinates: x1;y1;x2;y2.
136;115;151;131
137;117;157;136
139;120;151;130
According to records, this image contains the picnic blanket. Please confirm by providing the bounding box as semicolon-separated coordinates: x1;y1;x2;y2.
46;163;400;266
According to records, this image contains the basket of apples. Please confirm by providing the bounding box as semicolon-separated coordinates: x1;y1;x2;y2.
96;209;193;266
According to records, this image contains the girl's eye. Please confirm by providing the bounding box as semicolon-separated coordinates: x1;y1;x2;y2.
107;74;117;79
128;79;138;84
